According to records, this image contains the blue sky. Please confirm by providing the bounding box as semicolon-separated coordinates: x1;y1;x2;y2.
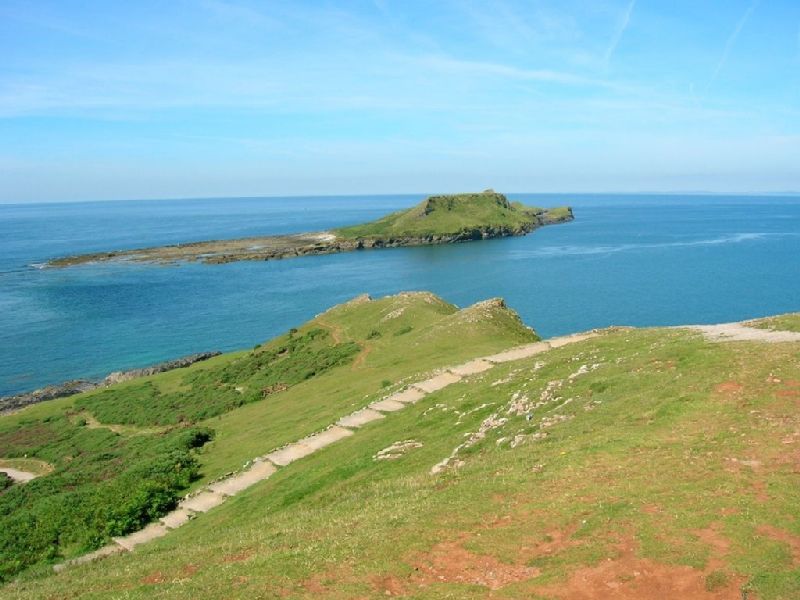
1;0;799;202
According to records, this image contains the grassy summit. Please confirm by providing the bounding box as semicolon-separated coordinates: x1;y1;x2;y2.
334;190;572;240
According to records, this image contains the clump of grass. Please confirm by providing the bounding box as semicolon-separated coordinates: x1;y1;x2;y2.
705;570;729;591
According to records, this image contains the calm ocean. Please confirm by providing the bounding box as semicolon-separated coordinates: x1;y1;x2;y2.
1;193;798;397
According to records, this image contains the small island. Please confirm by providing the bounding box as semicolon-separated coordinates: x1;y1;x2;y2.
47;190;573;267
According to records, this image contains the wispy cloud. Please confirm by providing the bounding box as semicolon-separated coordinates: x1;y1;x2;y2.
707;0;760;90
417;55;596;86
604;0;637;68
411;54;644;96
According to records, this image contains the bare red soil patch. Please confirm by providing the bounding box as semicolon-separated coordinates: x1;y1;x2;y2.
757;525;800;566
534;536;744;600
483;513;514;529
300;565;357;595
301;573;329;594
752;480;770;503
410;539;540;590
369;574;407;597
693;522;730;570
520;524;582;559
221;550;254;563
141;571;167;585
140;564;198;585
714;381;743;396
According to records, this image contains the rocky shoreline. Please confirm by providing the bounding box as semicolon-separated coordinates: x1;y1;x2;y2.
46;207;573;268
0;352;220;415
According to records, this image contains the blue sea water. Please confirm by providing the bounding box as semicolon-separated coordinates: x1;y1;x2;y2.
1;193;799;397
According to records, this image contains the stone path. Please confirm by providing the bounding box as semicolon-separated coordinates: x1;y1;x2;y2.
686;323;800;344
52;331;600;573
0;467;39;483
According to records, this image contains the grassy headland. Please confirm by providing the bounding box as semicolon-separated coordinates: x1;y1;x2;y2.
333;190;570;240
4;293;799;599
46;191;573;267
0;292;536;581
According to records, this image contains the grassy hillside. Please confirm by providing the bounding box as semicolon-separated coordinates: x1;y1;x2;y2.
0;292;536;582
5;308;800;599
4;296;800;598
334;190;571;240
749;313;800;333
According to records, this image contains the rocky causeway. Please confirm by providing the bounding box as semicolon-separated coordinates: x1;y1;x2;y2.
46;191;574;267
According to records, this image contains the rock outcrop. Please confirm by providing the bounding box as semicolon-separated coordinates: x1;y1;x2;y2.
102;352;221;385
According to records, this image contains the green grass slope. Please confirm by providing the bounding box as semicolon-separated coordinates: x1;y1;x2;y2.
334;190;572;240
6;314;800;599
749;313;800;333
0;292;536;582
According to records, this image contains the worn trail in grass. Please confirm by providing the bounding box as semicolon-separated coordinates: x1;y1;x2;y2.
0;292;540;581
53;330;599;572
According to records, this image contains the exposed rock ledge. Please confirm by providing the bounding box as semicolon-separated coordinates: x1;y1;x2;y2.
0;352;221;415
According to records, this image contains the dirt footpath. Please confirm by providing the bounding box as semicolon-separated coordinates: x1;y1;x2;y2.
687;323;800;343
0;467;38;482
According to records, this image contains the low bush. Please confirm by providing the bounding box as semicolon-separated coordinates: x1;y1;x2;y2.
0;421;213;581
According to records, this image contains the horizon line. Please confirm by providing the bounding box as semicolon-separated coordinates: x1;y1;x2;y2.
2;189;800;206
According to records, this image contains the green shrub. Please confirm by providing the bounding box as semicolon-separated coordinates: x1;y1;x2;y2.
0;423;212;582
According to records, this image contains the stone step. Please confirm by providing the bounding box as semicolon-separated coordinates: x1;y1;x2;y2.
299;426;354;451
179;491;226;513
209;460;277;496
483;342;551;363
113;523;169;551
387;387;426;404
264;442;316;466
53;544;125;572
548;333;598;348
449;359;494;376
412;371;462;393
337;408;385;428
160;507;194;529
369;398;406;412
